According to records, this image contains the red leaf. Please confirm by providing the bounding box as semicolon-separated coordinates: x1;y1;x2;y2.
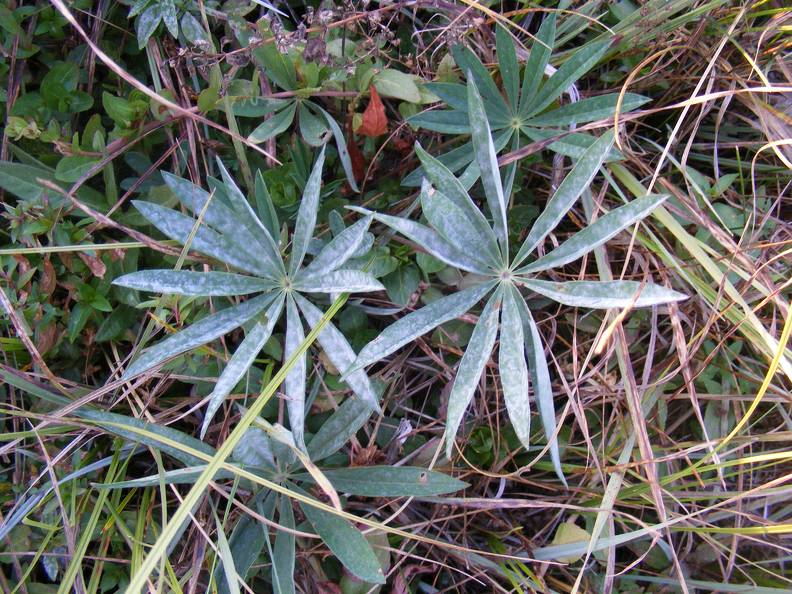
355;85;387;137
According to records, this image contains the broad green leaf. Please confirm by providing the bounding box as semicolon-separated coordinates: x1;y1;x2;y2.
518;194;668;273
251;26;297;90
284;296;307;450
518;279;688;309
311;466;467;497
201;295;285;439
468;77;509;253
122;293;275;380
496;25;520;109
113;270;276;296
54;155;101;183
513;129;615;267
525;93;650;127
349;282;495;374
307;387;382;461
514;294;565;485
180;11;206;44
289;147;325;275
294;270;384;294
420;186;500;270
445;291;501;459
248;101;297;143
293;293;380;413
298;102;329;146
136;4;162;48
231;96;289;117
415;144;500;265
373;69;421;103
161;0;178;37
383;264;420;306
255;169;280;240
214;158;284;274
408;110;472;134
303;216;373;276
451;44;511;121
296;489;386;584
499;286;530;448
272;496;296;594
214;512;241;594
518;14;556;116
527;39;610;117
312;103;359;192
348;207;490;275
0;162;105;209
134;200;269;277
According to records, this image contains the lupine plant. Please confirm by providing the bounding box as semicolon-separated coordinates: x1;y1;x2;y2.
347;78;687;478
113;148;383;446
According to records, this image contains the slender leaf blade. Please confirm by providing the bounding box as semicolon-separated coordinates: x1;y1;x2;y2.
303;216;373;276
113;270;276;296
518;279;688;308
284;296;307;450
273;496;296;594
525;93;650;127
500;285;531;448
496;25;520;109
519;14;556;116
289;147;325;275
313;466;467;497
294;269;384;294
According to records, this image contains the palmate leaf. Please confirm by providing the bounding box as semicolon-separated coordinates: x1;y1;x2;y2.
284;295;307;450
122;293;276;380
200;295;285;439
468;77;509;253
445;290;502;459
518;194;669;273
348;282;496;375
289;146;325;275
519;279;688;309
499;285;531;449
512;129;615;267
113;270;276;296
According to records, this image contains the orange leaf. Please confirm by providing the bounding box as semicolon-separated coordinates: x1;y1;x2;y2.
355;85;387;137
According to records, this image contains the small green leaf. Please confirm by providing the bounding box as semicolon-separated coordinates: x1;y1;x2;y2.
248;101;297;143
122;293;275;380
136;4;162;48
160;0;178;37
113;270;276;296
467;77;509;254
373;69;421;103
289;147;325;275
518;279;688;309
513;129;615;267
382;264;420;307
445;291;501;459
54;156;101;183
180;11;206;44
349;282;495;375
298;102;330;146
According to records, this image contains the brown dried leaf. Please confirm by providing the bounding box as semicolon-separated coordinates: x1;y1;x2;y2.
78;252;106;278
355;85;387;138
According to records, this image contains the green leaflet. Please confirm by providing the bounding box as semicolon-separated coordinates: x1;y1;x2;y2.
112;270;276;296
289;146;325;275
272;496;296;594
293;269;384;294
499;285;530;449
519;14;557;116
513;129;615;267
302;466;468;497
122;293;276;380
444;289;502;459
518;279;688;309
248;101;297;143
302;216;373;276
284;295;307;450
496;25;520;109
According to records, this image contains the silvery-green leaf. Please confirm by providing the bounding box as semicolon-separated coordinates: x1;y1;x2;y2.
313;466;467;497
215;158;284;273
255;169;280;241
201;295;285;439
289;147;325;276
284;296;307;450
298;102;329;147
293;293;380;413
272;496;296;594
468;77;509;253
311;104;359;192
302;216;373;276
445;291;501;459
294;270;384;294
519;14;556;116
414;144;500;264
525;93;650;127
180;12;206;45
136;4;162;49
308;386;382;461
349;282;495;375
408;110;471;134
518;279;688;308
512;129;615;267
527;39;610;118
521;127;624;161
122;293;275;380
496;25;520;109
232;427;276;469
295;488;386;584
248;101;297;143
423;82;467;111
134;200;268;277
160;0;178;37
451;44;511;121
518;194;668;273
348;207;490;275
113;270;276;296
514;295;565;485
499;285;530;448
420;186;500;270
